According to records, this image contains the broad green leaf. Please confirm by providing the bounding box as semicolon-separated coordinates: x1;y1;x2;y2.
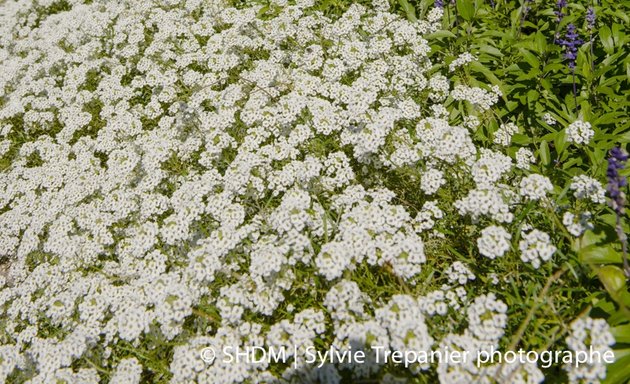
603;351;630;384
511;133;531;145
456;0;475;21
426;30;457;39
554;129;567;156
519;48;540;68
479;45;503;58
600;25;615;54
397;0;417;21
598;265;628;296
579;244;623;264
611;325;630;344
534;32;547;53
539;140;550;166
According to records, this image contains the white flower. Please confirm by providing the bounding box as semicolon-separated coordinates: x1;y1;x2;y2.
518;229;556;269
519;174;553;200
477;225;511;259
464;115;480;131
445;261;476;285
566;120;594;145
421;168;446;195
451;85;500;111
562;211;594;237
449;52;476;72
493;122;518;146
564;317;615;383
515;148;535;170
467;293;508;342
570;175;606;204
542;112;557;125
110;358;143;384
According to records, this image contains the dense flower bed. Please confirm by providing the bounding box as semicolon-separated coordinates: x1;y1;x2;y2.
0;0;627;383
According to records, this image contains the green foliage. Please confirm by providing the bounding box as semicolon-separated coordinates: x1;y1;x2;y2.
301;0;630;379
390;0;630;380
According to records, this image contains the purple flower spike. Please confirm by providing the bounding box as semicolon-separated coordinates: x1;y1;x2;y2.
607;147;630;277
586;7;596;30
556;24;584;71
555;0;567;22
607;147;629;215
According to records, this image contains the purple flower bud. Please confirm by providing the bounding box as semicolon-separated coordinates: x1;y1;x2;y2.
555;0;567;22
586;7;596;30
607;147;628;215
435;0;445;8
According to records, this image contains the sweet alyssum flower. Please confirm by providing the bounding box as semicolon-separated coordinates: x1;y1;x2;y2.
0;0;614;382
519;229;557;269
477;225;512;259
542;112;557;126
570;175;606;204
564;317;615;383
566;119;594;145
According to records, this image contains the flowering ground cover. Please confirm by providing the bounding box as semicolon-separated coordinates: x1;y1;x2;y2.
0;0;629;382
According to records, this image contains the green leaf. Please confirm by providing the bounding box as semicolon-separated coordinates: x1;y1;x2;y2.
611;325;630;344
426;30;457;39
511;133;531;145
600;25;615;54
397;0;417;21
594;112;626;126
519;48;540;69
479;45;503;58
456;0;475;21
554;129;567;156
603;351;630;384
579;244;623;264
598;265;628;297
539;140;550;166
534;32;547;53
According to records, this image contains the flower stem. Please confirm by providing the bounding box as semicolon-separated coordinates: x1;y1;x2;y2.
572;71;578;113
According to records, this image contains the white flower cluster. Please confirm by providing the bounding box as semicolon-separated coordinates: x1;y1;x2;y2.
570;175;607;204
563;211;593;237
421;168;446;195
445;261;476;285
110;358;143;384
467;293;508;342
477;225;512;259
542;112;557;126
493;122;518;146
566;120;594;145
451;85;502;111
564;317;615;383
519;174;553;200
515;147;535;170
449;52;477;72
518;229;557;269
